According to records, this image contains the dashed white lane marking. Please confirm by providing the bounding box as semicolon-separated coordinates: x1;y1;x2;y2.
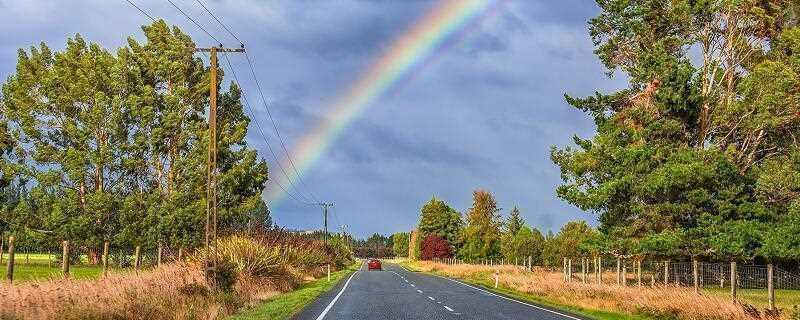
410;284;415;287
428;296;435;301
431;274;582;320
315;271;358;320
404;279;409;282
444;306;454;312
416;289;423;293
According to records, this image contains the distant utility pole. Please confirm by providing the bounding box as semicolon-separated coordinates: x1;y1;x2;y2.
196;45;245;285
318;202;334;243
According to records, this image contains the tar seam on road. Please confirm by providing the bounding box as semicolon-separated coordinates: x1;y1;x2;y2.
431;274;584;320
315;271;358;320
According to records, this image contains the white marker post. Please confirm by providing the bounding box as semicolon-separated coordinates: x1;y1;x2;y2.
327;264;331;282
494;269;499;288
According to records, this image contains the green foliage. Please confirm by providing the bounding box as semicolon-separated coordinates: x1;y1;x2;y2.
553;1;800;262
0;20;267;253
458;190;502;260
391;232;409;257
546;221;597;263
417;197;463;245
502;226;545;264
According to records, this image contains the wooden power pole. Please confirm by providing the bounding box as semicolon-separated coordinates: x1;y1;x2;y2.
195;45;245;285
318;202;334;243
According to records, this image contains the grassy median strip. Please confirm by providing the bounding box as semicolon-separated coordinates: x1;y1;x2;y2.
399;261;648;320
228;263;360;320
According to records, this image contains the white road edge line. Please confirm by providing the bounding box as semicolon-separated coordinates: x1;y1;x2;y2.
315;271;358;320
431;274;583;320
444;306;454;312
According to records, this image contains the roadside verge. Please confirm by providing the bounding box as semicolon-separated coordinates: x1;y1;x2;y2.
228;262;361;320
399;261;649;320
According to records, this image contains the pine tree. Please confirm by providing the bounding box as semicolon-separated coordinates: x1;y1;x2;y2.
417;197;462;245
459;190;501;260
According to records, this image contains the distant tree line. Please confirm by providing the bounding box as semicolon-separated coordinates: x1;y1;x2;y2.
0;21;268;261
353;233;393;258
387;191;586;267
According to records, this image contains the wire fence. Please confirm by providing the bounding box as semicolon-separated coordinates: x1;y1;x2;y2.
1;238;191;283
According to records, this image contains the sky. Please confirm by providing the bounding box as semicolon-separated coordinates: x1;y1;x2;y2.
0;0;627;237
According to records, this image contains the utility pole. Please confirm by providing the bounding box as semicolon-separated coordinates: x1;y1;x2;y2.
318;202;334;243
196;45;245;286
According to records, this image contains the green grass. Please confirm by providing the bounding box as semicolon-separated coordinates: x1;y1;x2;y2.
400;261;650;320
228;263;361;320
704;287;800;310
0;252;132;282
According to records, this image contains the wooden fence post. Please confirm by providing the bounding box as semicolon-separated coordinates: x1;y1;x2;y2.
730;261;737;301
568;259;572;282
637;259;642;287
178;247;183;261
582;258;587;283
528;256;532;271
692;258;699;293
664;260;669;285
157;242;163;267
601;256;605;284
62;240;70;278
6;236;15;283
767;263;775;310
134;245;141;272
622;259;627;286
563;257;568;281
0;237;4;265
102;241;109;277
616;257;621;285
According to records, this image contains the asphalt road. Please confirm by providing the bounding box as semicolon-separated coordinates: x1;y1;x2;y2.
293;262;586;320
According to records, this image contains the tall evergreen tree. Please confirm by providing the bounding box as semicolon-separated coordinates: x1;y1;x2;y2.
0;20;268;256
417;197;463;245
552;0;800;261
459;190;501;260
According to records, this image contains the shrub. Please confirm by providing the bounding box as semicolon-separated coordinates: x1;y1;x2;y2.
420;234;452;260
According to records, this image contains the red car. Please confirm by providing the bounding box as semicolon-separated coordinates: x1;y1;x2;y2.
367;259;382;271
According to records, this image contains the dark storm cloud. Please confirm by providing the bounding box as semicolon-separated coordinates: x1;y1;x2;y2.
0;0;626;237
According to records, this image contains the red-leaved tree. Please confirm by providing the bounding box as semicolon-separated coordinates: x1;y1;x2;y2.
420;234;452;260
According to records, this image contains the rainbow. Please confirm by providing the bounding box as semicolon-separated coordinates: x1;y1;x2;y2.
265;0;500;205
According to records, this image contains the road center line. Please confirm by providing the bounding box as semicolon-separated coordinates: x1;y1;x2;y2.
444;306;454;312
416;289;423;293
315;271;358;320
428;296;435;301
431;274;582;320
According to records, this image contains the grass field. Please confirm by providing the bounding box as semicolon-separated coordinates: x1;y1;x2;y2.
398;260;646;320
228;262;361;320
404;260;795;320
704;287;800;310
0;252;128;282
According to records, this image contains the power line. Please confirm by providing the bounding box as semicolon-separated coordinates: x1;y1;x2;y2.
124;0;157;22
243;52;320;203
138;0;319;205
194;0;243;45
165;0;224;45
192;0;321;204
220;52;316;206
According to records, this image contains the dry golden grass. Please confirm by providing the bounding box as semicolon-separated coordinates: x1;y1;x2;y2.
414;261;779;320
0;262;283;320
